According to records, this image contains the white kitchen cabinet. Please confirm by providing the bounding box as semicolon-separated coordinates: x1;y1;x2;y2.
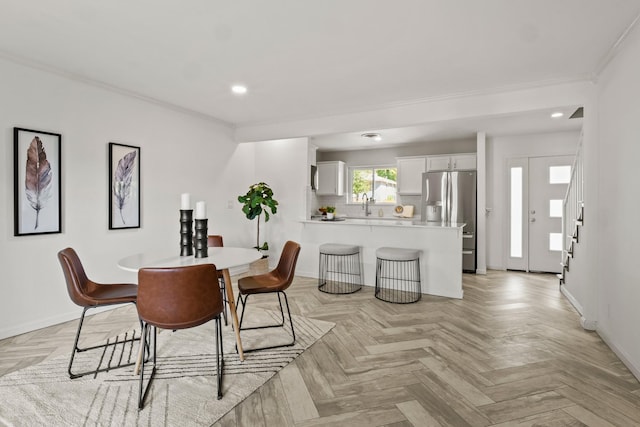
427;154;476;171
316;161;345;195
397;157;426;195
452;154;477;170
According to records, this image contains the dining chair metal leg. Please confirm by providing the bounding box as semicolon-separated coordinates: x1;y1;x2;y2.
138;323;157;410
68;304;140;379
219;279;229;326
215;315;224;400
237;291;296;352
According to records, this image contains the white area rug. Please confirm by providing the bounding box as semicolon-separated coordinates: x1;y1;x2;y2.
0;309;334;426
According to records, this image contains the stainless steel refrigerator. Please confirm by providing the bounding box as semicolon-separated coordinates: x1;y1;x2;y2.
421;170;477;272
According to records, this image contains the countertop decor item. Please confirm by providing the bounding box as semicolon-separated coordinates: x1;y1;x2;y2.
325;206;336;220
237;182;279;251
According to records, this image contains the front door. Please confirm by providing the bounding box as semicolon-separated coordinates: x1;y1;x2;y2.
507;155;573;273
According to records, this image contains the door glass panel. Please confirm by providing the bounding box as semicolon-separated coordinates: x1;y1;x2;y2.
549;199;563;218
549;233;562;251
510;167;523;258
549;166;571;184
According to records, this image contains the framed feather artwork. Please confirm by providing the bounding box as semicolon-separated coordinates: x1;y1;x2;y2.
13;127;62;236
108;143;140;230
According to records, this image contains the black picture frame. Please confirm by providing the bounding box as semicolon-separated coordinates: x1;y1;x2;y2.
14;127;62;236
108;143;141;230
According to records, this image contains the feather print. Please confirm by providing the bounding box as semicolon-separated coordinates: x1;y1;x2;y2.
113;150;136;224
25;136;52;230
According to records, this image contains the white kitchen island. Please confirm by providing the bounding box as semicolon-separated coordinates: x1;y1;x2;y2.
298;218;464;299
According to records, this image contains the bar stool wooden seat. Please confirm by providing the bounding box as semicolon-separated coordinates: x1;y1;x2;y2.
375;247;421;303
318;243;363;294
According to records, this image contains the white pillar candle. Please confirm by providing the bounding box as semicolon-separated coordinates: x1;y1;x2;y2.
181;193;191;210
195;201;207;219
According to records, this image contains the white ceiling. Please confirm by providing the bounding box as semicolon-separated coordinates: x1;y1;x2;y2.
1;1;638;149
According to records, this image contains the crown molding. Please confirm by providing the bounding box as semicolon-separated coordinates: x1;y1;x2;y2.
236;76;593;130
0;50;232;128
592;12;640;80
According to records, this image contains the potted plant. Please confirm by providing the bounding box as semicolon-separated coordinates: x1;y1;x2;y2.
326;206;336;220
237;182;279;252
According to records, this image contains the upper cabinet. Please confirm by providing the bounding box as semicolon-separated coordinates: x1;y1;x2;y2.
316;161;345;195
427;154;476;171
397;157;426;195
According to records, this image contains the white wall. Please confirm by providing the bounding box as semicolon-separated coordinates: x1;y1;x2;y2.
486;131;580;269
0;58;243;339
317;138;477;163
593;21;640;377
251;138;310;266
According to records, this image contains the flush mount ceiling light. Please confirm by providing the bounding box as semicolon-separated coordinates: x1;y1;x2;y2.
550;111;564;118
231;84;248;95
361;133;382;142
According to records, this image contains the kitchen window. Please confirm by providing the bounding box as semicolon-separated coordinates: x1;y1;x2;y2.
348;166;397;204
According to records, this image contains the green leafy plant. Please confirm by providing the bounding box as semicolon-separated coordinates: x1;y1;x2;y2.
237;182;279;251
326;206;336;213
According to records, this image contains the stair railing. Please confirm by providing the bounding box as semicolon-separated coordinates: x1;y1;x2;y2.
561;134;583;279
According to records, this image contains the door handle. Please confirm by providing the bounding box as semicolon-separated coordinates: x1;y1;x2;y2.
530;210;536;214
530;218;536;222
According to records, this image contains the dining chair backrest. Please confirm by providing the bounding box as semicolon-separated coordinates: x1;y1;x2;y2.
57;247;96;307
57;247;139;379
137;264;223;330
207;235;224;247
273;240;301;291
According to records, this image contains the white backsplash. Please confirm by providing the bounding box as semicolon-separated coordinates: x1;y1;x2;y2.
311;193;422;220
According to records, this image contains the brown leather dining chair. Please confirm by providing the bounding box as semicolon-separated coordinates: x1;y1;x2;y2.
208;235;228;325
137;264;225;409
237;240;301;352
57;247;140;379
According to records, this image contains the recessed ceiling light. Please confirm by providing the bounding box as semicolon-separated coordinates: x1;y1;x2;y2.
231;85;247;95
551;112;564;118
361;133;382;142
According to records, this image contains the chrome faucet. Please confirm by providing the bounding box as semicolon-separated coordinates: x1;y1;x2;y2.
362;193;373;216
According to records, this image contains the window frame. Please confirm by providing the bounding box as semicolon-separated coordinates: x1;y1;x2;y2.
347;164;397;205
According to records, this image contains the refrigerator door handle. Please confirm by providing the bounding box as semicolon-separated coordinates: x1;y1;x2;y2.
447;172;452;223
425;178;429;202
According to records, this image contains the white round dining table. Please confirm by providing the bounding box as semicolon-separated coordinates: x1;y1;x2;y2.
117;247;263;363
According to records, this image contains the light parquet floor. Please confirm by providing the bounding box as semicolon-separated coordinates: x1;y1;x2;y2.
1;270;639;426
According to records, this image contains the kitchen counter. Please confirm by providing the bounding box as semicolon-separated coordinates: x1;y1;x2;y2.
298;217;464;299
302;217;465;228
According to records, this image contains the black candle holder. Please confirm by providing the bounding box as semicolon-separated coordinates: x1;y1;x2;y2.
180;210;194;256
194;218;208;258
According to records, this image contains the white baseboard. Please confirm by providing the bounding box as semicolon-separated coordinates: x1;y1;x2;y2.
296;268;318;279
598;328;640;382
580;317;598;331
0;305;129;341
0;313;73;340
560;284;584;315
560;284;597;331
